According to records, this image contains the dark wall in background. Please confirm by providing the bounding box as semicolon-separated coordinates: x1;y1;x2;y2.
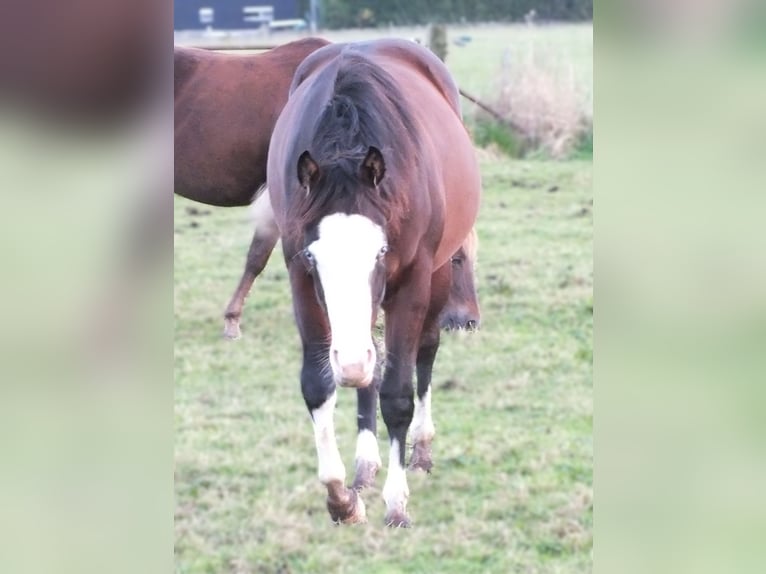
174;0;593;32
174;0;300;31
320;0;593;29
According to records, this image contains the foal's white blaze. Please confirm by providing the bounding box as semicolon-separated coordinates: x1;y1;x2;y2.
410;387;435;444
355;429;382;468
308;213;386;387
311;392;346;485
382;439;409;515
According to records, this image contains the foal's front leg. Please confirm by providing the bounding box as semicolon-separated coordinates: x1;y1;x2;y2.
291;268;365;524
379;265;433;527
307;384;366;524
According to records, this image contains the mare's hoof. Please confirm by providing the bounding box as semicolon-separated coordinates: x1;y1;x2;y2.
409;441;433;473
384;509;412;528
352;459;380;491
327;488;366;525
223;317;242;340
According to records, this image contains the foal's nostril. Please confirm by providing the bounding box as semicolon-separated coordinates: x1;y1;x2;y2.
331;347;375;382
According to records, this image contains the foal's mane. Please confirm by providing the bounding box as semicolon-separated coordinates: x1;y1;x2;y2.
288;51;420;239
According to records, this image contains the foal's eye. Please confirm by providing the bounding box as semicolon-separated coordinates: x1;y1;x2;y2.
378;245;388;259
451;256;463;267
303;249;315;266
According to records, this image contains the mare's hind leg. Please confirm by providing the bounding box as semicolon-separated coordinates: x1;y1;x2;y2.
410;262;452;472
352;382;382;491
223;191;279;339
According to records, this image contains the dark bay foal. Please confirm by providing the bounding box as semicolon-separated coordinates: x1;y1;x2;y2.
268;39;481;526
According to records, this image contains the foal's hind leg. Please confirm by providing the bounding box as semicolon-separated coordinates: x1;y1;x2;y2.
410;328;438;472
223;191;279;339
352;361;382;491
410;263;452;472
353;386;382;490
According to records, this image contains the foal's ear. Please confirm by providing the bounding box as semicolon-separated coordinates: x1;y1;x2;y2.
297;150;320;191
360;146;386;188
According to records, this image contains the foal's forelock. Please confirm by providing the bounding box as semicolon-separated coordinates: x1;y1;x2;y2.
287;54;417;243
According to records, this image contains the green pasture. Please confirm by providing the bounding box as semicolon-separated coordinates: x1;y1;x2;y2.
175;158;592;573
175;23;592;574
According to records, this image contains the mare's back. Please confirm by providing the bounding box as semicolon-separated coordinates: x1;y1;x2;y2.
174;38;329;206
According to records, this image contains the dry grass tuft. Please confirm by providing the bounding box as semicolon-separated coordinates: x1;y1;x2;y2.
488;43;592;159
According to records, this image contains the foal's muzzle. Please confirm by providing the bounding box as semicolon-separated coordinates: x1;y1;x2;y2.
330;345;375;388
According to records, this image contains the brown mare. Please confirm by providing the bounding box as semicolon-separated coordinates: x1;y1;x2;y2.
174;38;328;336
268;39;481;526
174;39;479;340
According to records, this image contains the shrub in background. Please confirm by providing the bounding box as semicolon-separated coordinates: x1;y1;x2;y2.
492;57;591;159
470;117;524;158
467;41;592;160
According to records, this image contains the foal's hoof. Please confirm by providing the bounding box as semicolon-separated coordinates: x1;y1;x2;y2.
222;317;242;340
384;509;412;528
409;441;433;473
327;488;367;525
352;459;380;491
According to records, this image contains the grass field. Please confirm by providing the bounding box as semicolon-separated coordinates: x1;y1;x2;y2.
175;23;592;574
175;158;592;573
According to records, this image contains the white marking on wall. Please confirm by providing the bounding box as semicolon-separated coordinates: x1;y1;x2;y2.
382;438;409;514
355;429;382;467
410;387;435;444
307;213;386;383
311;391;346;485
